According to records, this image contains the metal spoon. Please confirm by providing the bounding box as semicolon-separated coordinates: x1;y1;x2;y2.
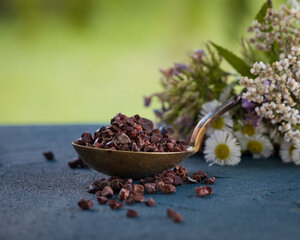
72;94;242;179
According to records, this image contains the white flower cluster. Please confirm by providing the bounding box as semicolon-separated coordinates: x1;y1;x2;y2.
240;47;300;145
247;0;300;54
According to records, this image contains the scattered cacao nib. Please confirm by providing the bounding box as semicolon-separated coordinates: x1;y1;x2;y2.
126;209;139;218
173;166;188;180
101;186;114;198
133;184;144;195
77;199;93;210
75;113;186;152
144;183;157;194
187;176;198;184
118;188;130;201
132;194;144;202
167;208;182;223
87;179;109;194
108;200;123;210
96;196;108;205
145;198;155;207
204;177;215;185
109;178;124;192
139;176;155;185
194;186;213;197
43;151;54;160
68;157;89;169
160;184;176;194
192;170;208;182
173;176;183;186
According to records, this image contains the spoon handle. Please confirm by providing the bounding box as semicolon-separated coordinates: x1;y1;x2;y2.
189;94;242;153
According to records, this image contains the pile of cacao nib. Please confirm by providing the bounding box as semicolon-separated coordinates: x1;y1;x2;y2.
78;165;215;223
74;113;186;152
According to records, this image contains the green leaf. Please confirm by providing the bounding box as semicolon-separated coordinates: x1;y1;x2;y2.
255;0;272;23
211;42;254;78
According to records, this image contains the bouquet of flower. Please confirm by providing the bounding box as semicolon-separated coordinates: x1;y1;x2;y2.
145;0;300;166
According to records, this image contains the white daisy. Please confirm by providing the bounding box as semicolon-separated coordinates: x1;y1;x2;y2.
269;128;282;145
200;100;233;135
292;146;300;165
279;141;295;163
235;120;266;139
240;135;273;159
203;131;241;166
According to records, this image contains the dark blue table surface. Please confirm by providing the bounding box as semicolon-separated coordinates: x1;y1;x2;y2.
0;125;299;240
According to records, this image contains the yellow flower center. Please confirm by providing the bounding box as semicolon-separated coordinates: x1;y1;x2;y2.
288;144;295;156
215;143;230;160
241;124;255;136
247;140;263;154
211;117;224;129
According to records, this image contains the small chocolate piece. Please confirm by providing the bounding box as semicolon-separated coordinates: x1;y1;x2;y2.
108;200;123;210
167;208;182;223
194;186;213;197
204;177;215;184
43;151;54;160
77;199;93;210
145;198;155;207
96;196;108;205
126;209;139;218
101;186;114;198
109;178;124;192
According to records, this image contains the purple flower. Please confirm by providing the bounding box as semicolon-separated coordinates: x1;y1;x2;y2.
242;98;256;112
262;80;270;86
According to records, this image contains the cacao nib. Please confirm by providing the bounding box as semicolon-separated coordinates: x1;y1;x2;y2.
43;151;54;160
68;157;89;169
118;188;130;201
160;184;176;194
126;209;139;218
204;177;215;184
96;196;108;205
167;208;182;223
75;113;186;152
108;200;123;210
145;198;155;207
101;186;114;198
144;183;157;194
194;186;213;197
77;199;93;210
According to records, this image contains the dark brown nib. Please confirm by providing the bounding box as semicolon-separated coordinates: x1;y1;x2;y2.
167;208;182;223
204;177;215;184
126;209;139;218
83;165;214;218
77;199;93;210
145;198;155;207
194;186;213;197
108;200;123;210
75;113;186;152
68;157;89;169
43;151;54;160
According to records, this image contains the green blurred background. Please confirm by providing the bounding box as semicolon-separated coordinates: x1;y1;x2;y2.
0;0;285;124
